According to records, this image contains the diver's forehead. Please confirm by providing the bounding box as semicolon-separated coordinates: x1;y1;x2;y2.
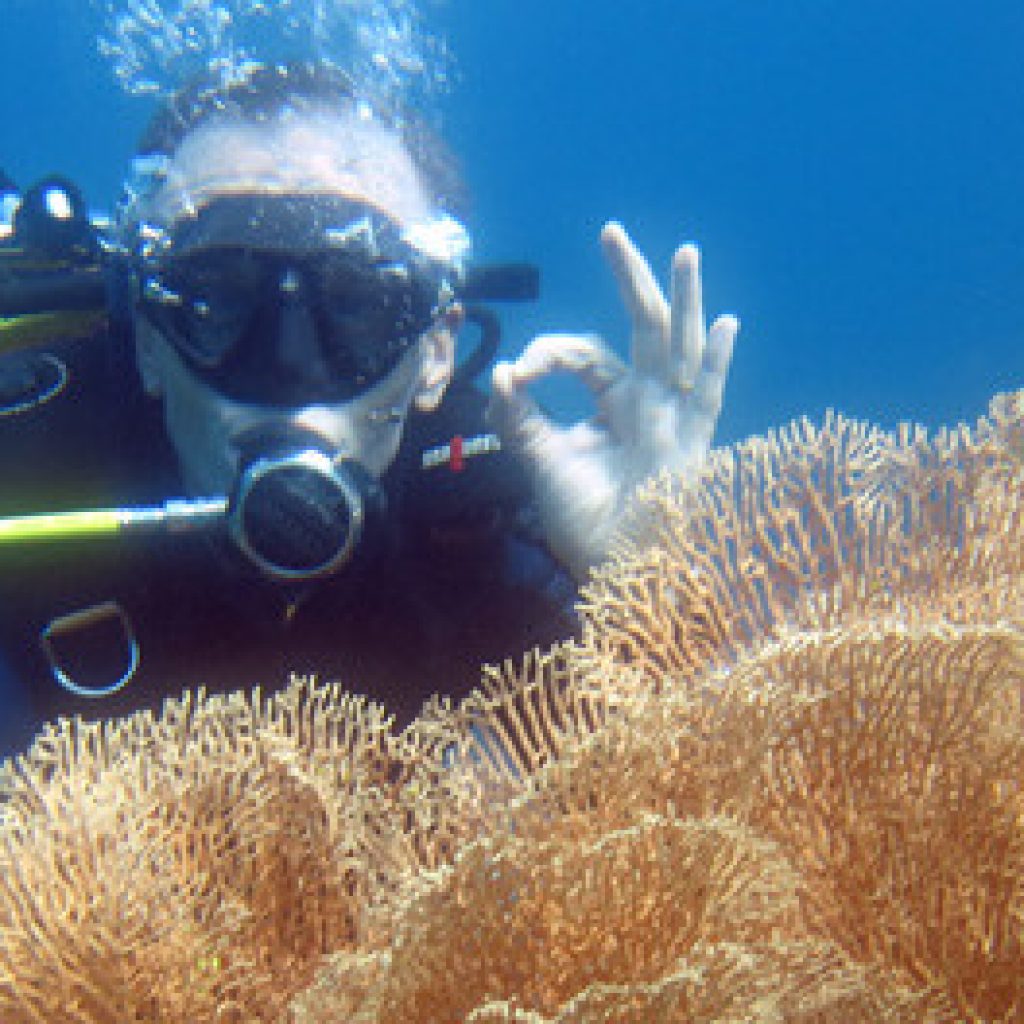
149;105;434;228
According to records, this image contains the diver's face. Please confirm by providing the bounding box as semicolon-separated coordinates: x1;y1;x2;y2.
135;318;451;496
133;107;459;495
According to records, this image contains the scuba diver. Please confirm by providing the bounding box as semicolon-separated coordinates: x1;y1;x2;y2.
0;61;739;757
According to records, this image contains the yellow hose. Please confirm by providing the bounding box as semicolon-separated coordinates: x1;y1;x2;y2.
0;508;124;542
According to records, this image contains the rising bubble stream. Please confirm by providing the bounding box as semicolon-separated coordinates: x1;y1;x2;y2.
92;0;452;109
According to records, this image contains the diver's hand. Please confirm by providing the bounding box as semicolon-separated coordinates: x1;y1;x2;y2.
491;221;739;580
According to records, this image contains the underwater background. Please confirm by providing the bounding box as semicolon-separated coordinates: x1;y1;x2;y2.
2;0;1023;442
3;5;1024;1019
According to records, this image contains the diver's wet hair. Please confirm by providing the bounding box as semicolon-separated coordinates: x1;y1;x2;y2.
138;61;354;155
133;59;466;219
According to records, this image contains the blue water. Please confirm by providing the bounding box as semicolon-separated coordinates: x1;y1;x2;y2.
2;0;1023;440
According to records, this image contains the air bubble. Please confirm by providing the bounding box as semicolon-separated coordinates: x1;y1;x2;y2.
91;0;454;111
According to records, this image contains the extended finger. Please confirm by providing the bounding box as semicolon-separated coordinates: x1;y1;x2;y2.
689;313;739;422
669;242;704;395
600;221;670;376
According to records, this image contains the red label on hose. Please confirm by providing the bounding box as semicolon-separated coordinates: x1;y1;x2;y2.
450;435;464;472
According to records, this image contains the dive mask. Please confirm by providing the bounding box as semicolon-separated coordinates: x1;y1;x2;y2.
136;195;460;405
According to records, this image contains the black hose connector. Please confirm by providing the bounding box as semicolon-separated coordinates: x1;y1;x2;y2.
0;266;107;317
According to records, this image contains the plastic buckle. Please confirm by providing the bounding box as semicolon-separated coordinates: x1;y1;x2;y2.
39;599;140;698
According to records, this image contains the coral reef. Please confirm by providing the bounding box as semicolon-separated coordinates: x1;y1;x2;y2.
1;392;1022;1022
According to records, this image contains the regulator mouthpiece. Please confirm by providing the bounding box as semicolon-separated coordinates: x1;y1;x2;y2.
229;449;366;582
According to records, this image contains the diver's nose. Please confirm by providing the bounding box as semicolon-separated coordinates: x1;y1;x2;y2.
276;267;330;383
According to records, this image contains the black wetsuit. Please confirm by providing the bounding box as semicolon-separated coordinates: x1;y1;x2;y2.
0;328;577;758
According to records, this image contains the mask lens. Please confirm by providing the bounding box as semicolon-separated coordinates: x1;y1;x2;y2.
159;249;268;366
316;259;434;392
140;203;447;402
154;252;436;401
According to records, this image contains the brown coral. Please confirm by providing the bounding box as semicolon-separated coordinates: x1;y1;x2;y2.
294;818;909;1024
1;391;1022;1023
0;682;406;1021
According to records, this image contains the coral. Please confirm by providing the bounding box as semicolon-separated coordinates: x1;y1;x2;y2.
0;682;404;1022
1;391;1022;1022
294;818;916;1023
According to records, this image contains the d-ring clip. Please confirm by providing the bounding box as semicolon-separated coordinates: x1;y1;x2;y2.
40;600;140;698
